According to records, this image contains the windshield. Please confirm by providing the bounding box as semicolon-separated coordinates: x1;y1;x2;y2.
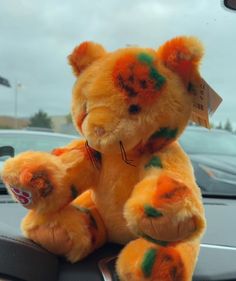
0;1;236;199
180;128;236;156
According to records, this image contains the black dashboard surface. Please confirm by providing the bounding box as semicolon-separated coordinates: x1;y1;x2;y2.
0;196;236;281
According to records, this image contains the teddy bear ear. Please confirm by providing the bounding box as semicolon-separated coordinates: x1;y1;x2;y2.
68;41;106;76
156;36;204;85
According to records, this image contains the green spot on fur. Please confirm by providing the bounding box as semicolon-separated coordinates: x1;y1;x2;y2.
140;233;169;247
151;127;178;140
144;204;163;218
137;53;166;90
141;248;157;277
138;53;154;65
145;156;163;169
70;185;78;199
149;67;166;89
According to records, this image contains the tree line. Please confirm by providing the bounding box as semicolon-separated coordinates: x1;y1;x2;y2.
190;119;235;132
0;110;235;133
29;111;236;133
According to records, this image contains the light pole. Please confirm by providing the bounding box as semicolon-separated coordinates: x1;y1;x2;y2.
14;81;21;129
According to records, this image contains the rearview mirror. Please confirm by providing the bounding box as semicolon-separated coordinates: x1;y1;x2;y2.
224;0;236;11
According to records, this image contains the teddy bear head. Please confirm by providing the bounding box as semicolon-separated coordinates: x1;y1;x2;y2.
68;37;203;155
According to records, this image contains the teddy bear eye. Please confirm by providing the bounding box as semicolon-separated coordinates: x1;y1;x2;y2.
128;104;141;114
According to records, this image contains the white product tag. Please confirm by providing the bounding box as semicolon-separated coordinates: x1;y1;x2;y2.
190;78;222;129
206;79;223;116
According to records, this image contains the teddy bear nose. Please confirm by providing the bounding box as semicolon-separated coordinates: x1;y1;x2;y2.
94;126;106;137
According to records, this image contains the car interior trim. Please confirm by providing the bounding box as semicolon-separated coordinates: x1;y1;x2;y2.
201;243;236;251
98;256;117;281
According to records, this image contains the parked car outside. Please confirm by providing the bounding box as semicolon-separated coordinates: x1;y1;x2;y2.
180;126;236;196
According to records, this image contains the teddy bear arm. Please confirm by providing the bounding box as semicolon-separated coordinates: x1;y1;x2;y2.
124;143;206;244
51;139;101;191
2;139;100;213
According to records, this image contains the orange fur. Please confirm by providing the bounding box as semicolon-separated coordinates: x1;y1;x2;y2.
152;247;186;281
68;41;106;76
112;52;165;105
153;175;192;207
2;36;206;280
157;36;204;86
117;238;194;281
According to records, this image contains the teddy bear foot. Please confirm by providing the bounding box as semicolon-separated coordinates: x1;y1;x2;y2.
117;238;199;281
27;223;73;256
22;190;107;263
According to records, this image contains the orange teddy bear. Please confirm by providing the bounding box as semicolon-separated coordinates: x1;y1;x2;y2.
2;36;206;281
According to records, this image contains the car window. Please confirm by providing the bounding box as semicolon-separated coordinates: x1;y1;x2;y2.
0;1;236;132
0;132;76;154
180;127;236;197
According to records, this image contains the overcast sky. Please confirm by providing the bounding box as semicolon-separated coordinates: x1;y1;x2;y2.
0;0;236;126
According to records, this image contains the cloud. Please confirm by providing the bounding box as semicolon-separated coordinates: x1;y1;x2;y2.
0;0;235;126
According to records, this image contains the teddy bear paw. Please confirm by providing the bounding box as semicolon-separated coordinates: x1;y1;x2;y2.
139;211;196;243
139;175;198;243
1;151;64;209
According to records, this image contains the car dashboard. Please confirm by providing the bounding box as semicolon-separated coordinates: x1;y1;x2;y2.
0;195;236;281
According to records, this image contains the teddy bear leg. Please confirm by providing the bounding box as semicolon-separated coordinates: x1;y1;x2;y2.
23;190;107;263
117;238;199;281
125;174;205;243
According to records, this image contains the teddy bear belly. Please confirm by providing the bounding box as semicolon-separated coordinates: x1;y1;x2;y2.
94;189;136;244
93;164;140;243
88;151;144;243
